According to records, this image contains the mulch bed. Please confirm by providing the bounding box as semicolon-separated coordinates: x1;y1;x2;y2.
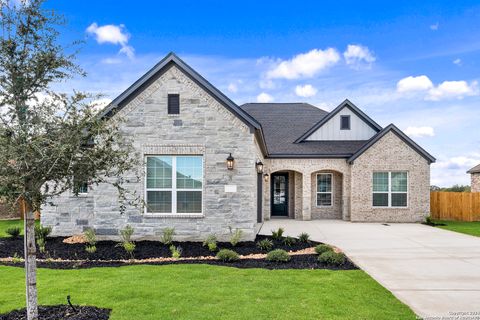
0;305;111;320
0;235;358;270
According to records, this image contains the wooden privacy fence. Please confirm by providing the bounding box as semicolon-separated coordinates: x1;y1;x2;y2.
430;191;480;221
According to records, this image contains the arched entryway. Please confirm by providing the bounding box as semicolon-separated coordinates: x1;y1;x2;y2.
265;170;303;220
310;170;344;219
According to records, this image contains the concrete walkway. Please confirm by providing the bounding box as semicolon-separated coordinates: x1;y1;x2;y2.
260;219;480;318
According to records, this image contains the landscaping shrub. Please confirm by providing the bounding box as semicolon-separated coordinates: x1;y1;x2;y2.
314;244;333;255
256;238;274;251
118;225;135;259
216;249;239;262
318;251;346;266
5;226;21;239
169;245;182;259
203;234;218;252
12;252;22;263
84;228;97;254
298;232;310;243
229;227;243;247
282;236;296;246
160;227;175;245
266;249;291;262
34;225;52;253
271;228;284;240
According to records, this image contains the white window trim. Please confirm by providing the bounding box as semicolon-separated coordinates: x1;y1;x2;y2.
316;173;333;207
372;171;409;208
144;155;204;216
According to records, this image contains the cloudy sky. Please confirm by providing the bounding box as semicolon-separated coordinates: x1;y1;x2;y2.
48;0;480;187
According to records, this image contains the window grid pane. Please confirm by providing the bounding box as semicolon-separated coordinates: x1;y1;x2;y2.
372;171;408;207
317;193;332;206
146;157;172;188
317;174;332;193
177;191;202;213
391;172;407;192
176;156;203;189
373;193;389;207
373;172;389;192
392;193;407;207
146;191;172;213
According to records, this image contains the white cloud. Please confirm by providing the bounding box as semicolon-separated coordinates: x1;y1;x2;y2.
432;155;480;187
430;22;439;30
227;83;238;93
404;126;435;138
90;98;112;113
396;75;434;93
266;48;340;79
86;23;134;59
426;80;478;101
343;44;376;69
453;58;462;66
295;84;318;97
256;92;274;103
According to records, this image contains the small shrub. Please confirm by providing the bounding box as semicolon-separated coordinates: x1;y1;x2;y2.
5;227;21;239
12;252;23;264
257;239;274;251
121;242;136;259
84;228;97;254
298;232;310;243
169;245;182;259
271;228;284;240
216;249;239;262
229;227;243;247
266;249;291;262
118;225;135;259
318;251;346;265
314;244;333;255
283;236;296;246
160;227;175;245
34;225;52;253
203;234;218;252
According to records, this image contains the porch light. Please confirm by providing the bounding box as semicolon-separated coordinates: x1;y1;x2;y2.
255;161;264;174
263;173;269;182
226;153;234;170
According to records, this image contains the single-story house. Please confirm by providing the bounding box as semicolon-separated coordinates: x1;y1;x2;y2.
468;164;480;192
41;52;436;241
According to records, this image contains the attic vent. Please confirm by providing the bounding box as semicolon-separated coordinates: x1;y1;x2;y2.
168;94;180;114
340;115;350;130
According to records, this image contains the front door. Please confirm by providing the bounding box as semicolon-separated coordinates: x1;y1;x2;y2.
271;173;288;217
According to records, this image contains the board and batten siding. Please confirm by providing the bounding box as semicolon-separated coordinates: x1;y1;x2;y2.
306;107;377;141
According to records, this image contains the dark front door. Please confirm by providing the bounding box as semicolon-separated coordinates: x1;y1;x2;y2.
271;173;288;216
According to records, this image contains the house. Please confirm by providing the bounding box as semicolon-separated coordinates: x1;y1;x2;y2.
41;52;436;241
467;164;480;192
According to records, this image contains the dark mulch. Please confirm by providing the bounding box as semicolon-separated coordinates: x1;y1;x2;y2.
2;254;357;270
0;235;317;260
0;305;110;320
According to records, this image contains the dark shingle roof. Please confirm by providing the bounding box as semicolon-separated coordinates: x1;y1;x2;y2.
240;103;368;157
468;164;480;174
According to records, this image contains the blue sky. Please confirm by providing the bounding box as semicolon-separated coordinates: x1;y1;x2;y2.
48;0;480;186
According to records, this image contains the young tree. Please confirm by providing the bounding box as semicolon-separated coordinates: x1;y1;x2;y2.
0;1;139;318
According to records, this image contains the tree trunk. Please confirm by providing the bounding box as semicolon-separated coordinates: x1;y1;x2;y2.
24;209;38;320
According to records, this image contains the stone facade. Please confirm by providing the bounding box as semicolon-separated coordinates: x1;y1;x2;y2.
42;65;259;241
350;131;430;222
471;173;480;193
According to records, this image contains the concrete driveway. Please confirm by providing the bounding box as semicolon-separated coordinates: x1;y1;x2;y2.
260;219;480;318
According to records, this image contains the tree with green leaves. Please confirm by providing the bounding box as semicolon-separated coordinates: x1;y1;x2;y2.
0;1;139;318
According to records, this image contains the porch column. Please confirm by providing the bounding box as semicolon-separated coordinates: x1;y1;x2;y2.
302;172;311;220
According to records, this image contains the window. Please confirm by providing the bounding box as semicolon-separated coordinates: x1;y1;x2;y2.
316;173;332;206
372;172;408;207
168;94;180;114
145;155;203;214
73;178;88;194
340;115;350;130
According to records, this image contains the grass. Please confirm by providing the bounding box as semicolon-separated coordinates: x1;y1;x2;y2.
0;219;39;238
433;220;480;237
0;264;415;319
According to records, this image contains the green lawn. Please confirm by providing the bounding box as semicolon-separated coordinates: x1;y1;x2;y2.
433;220;480;237
0;219;39;238
0;265;415;319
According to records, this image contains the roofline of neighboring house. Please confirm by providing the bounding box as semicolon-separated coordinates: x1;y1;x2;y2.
347;124;436;164
467;165;480;174
98;52;261;131
294;99;383;143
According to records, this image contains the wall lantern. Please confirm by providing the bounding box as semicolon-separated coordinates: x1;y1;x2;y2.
255;161;264;174
226;153;234;170
263;173;269;182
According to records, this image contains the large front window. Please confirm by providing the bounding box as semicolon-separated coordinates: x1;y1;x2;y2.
372;171;408;207
146;156;203;214
316;173;332;207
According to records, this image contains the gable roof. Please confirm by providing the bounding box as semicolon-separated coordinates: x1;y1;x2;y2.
99;52;261;130
240;103;369;157
467;164;480;174
347;124;436;164
294;99;382;143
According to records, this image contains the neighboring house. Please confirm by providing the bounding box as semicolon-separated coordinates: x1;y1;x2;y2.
41;52;436;241
467;164;480;192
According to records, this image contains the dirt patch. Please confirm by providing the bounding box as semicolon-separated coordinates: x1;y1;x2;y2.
0;305;111;320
